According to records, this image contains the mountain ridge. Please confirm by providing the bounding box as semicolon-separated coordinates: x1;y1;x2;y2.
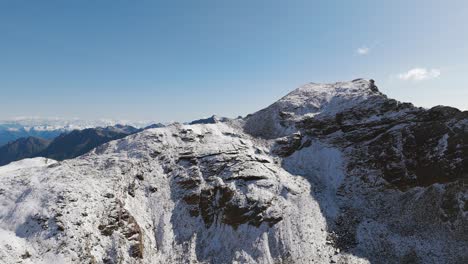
0;79;466;264
0;125;141;166
0;119;158;147
0;137;51;166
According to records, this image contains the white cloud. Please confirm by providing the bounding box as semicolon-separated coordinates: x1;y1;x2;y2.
356;46;370;55
398;68;441;81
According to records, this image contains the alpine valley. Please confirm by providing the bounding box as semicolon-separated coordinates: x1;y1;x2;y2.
0;79;466;264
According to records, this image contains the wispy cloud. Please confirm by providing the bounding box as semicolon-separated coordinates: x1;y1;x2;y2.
398;68;441;81
356;46;370;55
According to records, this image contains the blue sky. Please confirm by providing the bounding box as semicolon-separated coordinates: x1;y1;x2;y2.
1;0;467;122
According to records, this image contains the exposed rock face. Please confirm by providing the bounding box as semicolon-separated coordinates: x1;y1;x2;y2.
97;199;143;258
271;132;306;157
0;79;466;263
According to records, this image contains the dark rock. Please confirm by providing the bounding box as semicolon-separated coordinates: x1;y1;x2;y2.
177;178;201;190
149;151;161;158
198;186;282;229
128;182;136;197
98;224;117;236
98;200;144;258
369;79;379;92
102;258;114;264
129;243;143;259
20;251;31;259
272;133;303;157
103;193;115;198
135;173;144;181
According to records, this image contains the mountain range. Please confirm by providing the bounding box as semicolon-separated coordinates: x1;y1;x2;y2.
0;118;158;147
0;125;64;147
0;137;51;166
0;125;141;166
0;79;466;263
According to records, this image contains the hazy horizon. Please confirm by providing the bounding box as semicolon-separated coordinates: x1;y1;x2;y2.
1;0;467;122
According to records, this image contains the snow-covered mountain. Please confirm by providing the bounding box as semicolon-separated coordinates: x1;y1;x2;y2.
188;115;230;125
0;79;466;263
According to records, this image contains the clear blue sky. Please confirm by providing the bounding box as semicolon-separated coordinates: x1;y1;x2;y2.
1;0;467;122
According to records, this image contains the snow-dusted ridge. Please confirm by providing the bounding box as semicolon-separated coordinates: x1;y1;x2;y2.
244;79;383;138
0;80;466;263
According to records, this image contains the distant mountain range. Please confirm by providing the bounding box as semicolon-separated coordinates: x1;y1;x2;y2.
0;125;143;166
0;125;65;146
0;117;226;147
0;118;158;146
188;115;230;125
0;119;194;165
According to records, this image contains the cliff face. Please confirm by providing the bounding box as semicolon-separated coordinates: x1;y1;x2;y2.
0;80;466;264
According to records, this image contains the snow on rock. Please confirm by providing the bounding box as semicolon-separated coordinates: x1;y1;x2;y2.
244;80;467;263
0;79;466;264
0;123;359;263
244;79;380;138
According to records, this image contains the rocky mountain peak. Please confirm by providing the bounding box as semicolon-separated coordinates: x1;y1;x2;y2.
276;79;379;116
243;79;385;139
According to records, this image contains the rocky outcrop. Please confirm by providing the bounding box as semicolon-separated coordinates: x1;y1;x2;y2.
98;199;143;259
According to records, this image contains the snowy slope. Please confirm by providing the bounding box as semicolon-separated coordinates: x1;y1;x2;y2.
0;124;366;263
0;157;56;174
0;79;466;264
